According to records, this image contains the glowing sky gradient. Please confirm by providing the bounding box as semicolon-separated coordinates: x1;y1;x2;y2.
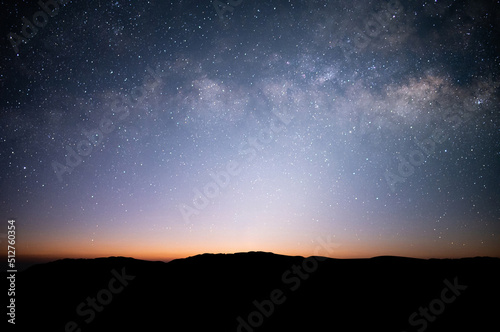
1;0;499;264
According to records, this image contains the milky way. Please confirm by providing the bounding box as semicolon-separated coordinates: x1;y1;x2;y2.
1;0;499;260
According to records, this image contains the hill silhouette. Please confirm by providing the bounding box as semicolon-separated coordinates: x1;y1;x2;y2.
7;253;499;331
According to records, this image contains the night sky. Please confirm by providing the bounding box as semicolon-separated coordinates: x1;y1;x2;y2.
1;0;499;263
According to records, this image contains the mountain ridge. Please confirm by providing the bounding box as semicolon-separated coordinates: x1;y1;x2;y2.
22;251;500;271
9;252;499;331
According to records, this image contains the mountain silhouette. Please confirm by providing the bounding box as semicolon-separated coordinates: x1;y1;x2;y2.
7;253;499;331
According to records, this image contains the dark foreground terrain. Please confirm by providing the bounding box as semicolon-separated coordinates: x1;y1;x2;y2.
6;253;500;331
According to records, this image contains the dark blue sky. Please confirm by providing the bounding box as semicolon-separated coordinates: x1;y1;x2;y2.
1;0;499;260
